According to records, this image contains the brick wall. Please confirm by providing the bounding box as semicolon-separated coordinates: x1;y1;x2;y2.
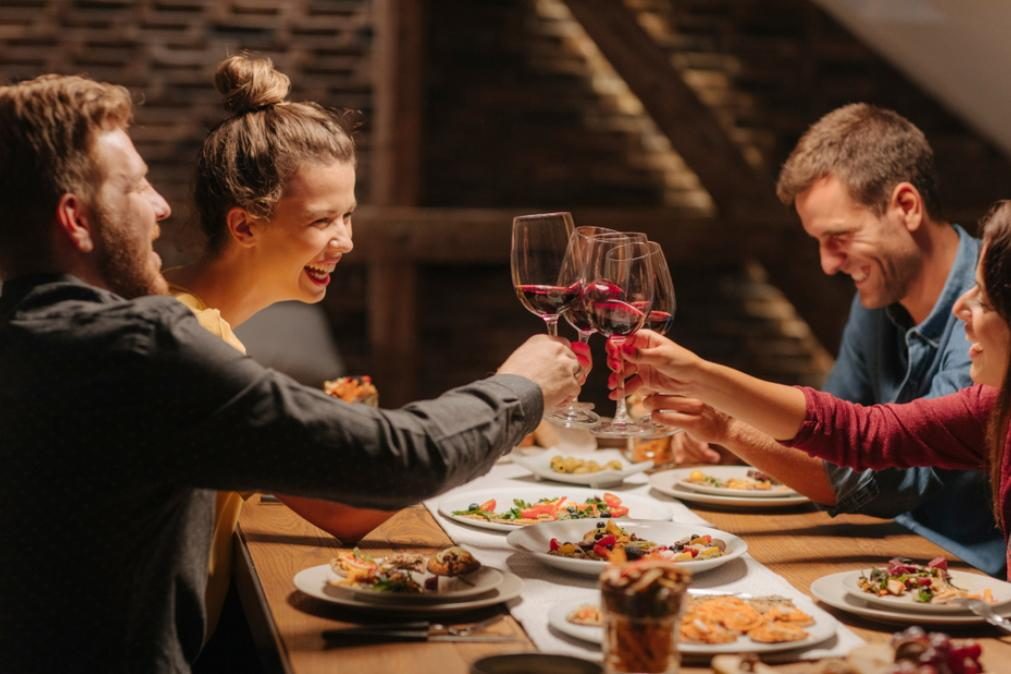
1;0;1006;404
0;0;376;263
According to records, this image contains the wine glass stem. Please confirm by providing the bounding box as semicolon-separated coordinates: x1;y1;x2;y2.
567;329;593;407
611;336;631;424
544;316;559;337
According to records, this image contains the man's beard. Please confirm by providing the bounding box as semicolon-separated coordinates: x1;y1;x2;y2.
92;201;168;299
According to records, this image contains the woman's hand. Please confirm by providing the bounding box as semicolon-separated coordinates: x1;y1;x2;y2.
643;395;734;446
670;430;722;464
606;329;705;399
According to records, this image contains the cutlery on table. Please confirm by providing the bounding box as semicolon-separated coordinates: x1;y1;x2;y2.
952;598;1011;633
322;615;518;643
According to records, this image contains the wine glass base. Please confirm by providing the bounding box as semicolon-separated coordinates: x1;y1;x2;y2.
546;406;600;429
590;417;677;439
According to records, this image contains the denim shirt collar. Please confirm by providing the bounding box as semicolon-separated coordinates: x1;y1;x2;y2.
884;224;980;346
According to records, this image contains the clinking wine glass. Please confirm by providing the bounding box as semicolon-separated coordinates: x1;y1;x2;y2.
627;241;678;438
586;239;655;438
555;227;648;427
563;228;648;344
511;212;598;427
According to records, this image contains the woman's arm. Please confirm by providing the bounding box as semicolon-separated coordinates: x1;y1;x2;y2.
620;332;992;472
617;330;807;440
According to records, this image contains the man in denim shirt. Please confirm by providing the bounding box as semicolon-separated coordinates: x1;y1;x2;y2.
675;103;1003;576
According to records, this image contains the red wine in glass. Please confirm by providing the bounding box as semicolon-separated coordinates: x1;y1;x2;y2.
515;283;581;319
644;310;674;334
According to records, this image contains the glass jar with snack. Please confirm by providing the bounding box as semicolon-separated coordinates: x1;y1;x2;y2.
599;559;691;674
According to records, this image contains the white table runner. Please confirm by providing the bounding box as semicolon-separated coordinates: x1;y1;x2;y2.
424;460;864;661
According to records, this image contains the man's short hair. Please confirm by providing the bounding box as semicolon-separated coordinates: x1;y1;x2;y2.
776;103;941;218
0;74;133;276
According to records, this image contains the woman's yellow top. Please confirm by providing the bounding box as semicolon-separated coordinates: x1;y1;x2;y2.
170;284;247;643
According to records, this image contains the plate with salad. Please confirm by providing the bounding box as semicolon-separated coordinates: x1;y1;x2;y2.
438;486;671;532
506;519;746;576
842;557;1011;614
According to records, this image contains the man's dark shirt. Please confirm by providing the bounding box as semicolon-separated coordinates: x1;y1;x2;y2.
0;275;542;673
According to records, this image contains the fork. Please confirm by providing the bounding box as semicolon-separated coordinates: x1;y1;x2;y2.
952;598;1011;633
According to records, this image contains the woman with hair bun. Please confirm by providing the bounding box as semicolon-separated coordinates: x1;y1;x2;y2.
165;53;393;637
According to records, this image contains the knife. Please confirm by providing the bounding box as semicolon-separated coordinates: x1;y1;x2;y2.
322;628;519;643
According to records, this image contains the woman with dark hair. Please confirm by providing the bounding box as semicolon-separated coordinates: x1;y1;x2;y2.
615;200;1011;574
165;53;392;636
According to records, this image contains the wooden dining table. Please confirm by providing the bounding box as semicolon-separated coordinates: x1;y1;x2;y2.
235;490;1011;674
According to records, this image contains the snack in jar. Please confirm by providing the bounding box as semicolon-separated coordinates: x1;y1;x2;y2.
599;558;691;674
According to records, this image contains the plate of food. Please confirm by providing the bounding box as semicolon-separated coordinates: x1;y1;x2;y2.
438;486;671;532
547;591;837;657
293;546;524;614
674;466;797;498
326;546;502;603
323;375;379;406
840;557;1011;614
506;519;746;576
512;449;652;487
648;469;810;508
810;571;1011;626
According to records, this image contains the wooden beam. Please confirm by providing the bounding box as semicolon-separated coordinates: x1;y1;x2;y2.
371;0;424;206
558;1;853;352
368;0;424;404
348;207;790;264
561;0;775;220
367;259;418;407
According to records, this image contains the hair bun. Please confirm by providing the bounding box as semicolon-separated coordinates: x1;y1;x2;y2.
214;54;291;114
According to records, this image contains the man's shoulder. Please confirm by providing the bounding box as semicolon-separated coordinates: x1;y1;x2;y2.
5;276;194;346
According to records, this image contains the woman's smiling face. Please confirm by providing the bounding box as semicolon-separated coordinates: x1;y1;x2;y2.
251;160;356;304
953;245;1011;387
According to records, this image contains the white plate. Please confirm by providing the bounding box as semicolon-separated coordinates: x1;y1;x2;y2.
811;570;1011;626
438;486;671;533
294;564;523;614
505;519;746;576
547;593;838;656
512;449;651;487
649;470;810;508
670;466;797;498
328;564;504;604
840;568;1011;614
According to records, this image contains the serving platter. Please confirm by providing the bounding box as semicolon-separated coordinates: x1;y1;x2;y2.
505;518;746;576
438;486;671;533
293;564;523;614
547;592;838;657
672;466;798;498
649;469;810;508
512;449;651;487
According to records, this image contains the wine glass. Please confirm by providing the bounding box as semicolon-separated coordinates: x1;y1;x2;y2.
562;228;648;343
628;241;678;437
586;239;655;438
560;229;650;421
643;242;675;336
511;212;578;336
511;212;597;426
